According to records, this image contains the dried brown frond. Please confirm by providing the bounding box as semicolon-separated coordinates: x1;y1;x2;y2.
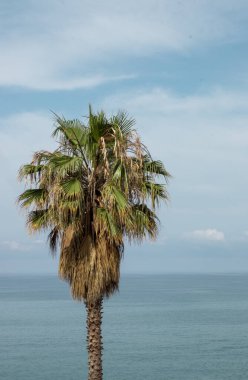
59;232;122;302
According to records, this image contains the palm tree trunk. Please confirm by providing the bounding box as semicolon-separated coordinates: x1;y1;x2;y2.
86;298;103;380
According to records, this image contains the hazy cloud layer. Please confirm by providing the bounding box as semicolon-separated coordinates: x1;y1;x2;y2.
1;240;31;252
1;0;248;90
186;229;225;242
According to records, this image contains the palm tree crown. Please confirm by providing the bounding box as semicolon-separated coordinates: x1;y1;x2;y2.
18;108;170;303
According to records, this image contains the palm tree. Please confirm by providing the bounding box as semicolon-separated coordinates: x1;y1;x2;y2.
18;107;170;380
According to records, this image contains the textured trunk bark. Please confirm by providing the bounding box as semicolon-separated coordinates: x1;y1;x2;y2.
86;298;103;380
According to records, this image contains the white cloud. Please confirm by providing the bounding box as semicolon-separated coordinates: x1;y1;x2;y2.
1;240;31;252
0;238;45;253
186;229;225;241
104;87;248;116
102;86;248;159
1;0;248;90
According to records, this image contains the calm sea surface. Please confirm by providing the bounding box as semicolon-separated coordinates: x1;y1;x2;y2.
1;274;248;379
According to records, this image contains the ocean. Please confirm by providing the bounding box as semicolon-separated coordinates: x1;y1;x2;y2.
1;274;248;379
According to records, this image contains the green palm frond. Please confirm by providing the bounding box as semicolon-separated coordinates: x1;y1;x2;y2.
112;160;129;193
18;188;48;208
143;182;169;208
52;117;86;145
144;157;171;179
89;110;109;141
102;183;128;211
27;209;50;231
130;204;159;240
18;164;44;181
111;111;135;136
111;186;128;210
49;155;83;175
96;207;120;238
62;178;83;198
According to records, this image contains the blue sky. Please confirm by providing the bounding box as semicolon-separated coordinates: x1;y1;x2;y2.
1;0;248;274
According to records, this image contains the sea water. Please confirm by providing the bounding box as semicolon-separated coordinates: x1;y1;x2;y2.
1;274;248;380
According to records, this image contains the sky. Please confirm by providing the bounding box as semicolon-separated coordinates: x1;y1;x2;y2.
1;0;248;274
